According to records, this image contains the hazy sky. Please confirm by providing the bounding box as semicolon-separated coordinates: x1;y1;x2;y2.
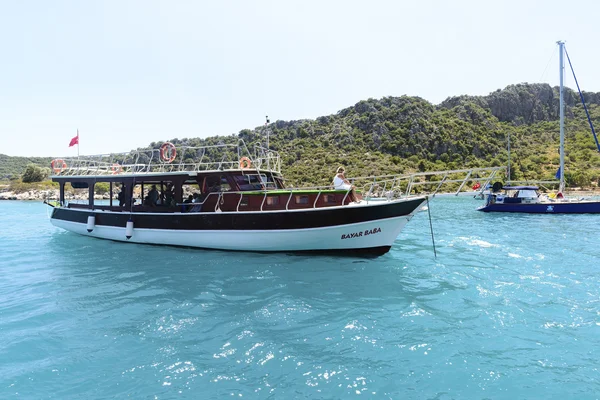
1;0;599;157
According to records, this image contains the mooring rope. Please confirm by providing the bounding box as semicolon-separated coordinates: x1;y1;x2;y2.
426;196;437;258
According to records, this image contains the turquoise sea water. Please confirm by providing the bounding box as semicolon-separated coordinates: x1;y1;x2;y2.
1;198;600;399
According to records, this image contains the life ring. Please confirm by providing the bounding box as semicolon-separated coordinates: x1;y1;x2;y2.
160;142;177;163
51;159;67;174
111;163;123;174
239;157;252;169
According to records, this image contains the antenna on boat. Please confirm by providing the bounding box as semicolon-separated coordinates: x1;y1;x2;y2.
557;40;566;194
265;115;270;150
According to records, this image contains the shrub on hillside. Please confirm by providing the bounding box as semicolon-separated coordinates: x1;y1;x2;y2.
22;164;50;183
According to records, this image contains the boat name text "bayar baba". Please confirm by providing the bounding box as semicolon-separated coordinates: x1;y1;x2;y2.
341;227;381;240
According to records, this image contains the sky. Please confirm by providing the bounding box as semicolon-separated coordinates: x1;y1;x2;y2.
1;0;599;157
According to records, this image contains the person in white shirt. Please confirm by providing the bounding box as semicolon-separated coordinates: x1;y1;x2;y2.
333;166;359;202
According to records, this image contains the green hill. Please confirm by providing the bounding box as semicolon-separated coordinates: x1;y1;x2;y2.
0;154;52;180
4;83;600;188
156;83;600;188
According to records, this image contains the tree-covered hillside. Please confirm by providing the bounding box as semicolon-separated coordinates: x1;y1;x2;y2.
4;83;600;188
0;155;52;180
151;83;600;188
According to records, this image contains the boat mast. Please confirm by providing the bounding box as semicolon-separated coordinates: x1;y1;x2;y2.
507;132;511;183
558;40;565;193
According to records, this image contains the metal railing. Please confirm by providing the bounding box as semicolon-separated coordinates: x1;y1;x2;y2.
49;140;281;177
350;166;507;200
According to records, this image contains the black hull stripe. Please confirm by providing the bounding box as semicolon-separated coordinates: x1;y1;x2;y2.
51;198;425;230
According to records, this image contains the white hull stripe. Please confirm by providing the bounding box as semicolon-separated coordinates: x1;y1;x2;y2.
51;215;413;252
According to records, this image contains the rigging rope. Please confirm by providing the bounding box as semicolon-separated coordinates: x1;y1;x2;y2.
564;46;600;152
539;46;557;83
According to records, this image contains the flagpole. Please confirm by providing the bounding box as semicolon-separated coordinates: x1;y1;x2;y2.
77;129;80;158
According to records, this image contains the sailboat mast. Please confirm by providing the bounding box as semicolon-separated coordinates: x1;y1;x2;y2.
507;132;511;183
558;40;565;193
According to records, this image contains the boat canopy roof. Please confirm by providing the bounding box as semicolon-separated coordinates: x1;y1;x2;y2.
48;139;281;178
502;186;539;191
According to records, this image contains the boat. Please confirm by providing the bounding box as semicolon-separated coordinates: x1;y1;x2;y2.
477;185;600;213
46;139;426;255
478;41;600;214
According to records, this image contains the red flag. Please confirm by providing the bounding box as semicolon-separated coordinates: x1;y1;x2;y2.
69;131;79;147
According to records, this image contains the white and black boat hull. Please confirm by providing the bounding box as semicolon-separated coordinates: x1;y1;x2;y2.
49;197;426;255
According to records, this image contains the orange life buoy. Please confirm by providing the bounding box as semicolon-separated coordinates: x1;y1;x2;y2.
160;142;177;163
51;159;67;174
111;163;123;174
239;157;252;169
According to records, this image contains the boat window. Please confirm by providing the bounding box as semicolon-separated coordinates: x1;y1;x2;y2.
323;194;337;204
206;176;231;192
183;181;203;202
71;182;89;189
234;174;264;191
260;174;277;189
295;195;309;204
219;177;231;191
518;190;538;198
266;196;280;205
64;183;90;205
132;184;143;205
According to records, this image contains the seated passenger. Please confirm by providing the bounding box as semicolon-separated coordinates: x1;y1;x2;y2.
145;185;159;206
332;166;359;202
164;184;175;207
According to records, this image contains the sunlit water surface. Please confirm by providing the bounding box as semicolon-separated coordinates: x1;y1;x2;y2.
1;199;599;399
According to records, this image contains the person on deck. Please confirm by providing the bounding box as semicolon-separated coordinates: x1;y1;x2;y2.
146;185;159;206
117;185;126;207
333;166;359;203
189;193;203;212
164;183;175;207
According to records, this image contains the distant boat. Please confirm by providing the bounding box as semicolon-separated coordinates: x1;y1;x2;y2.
479;41;600;214
478;185;600;213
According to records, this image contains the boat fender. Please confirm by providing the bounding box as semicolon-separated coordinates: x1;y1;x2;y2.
159;142;177;163
51;159;67;174
86;215;95;233
125;219;134;239
239;157;252;169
